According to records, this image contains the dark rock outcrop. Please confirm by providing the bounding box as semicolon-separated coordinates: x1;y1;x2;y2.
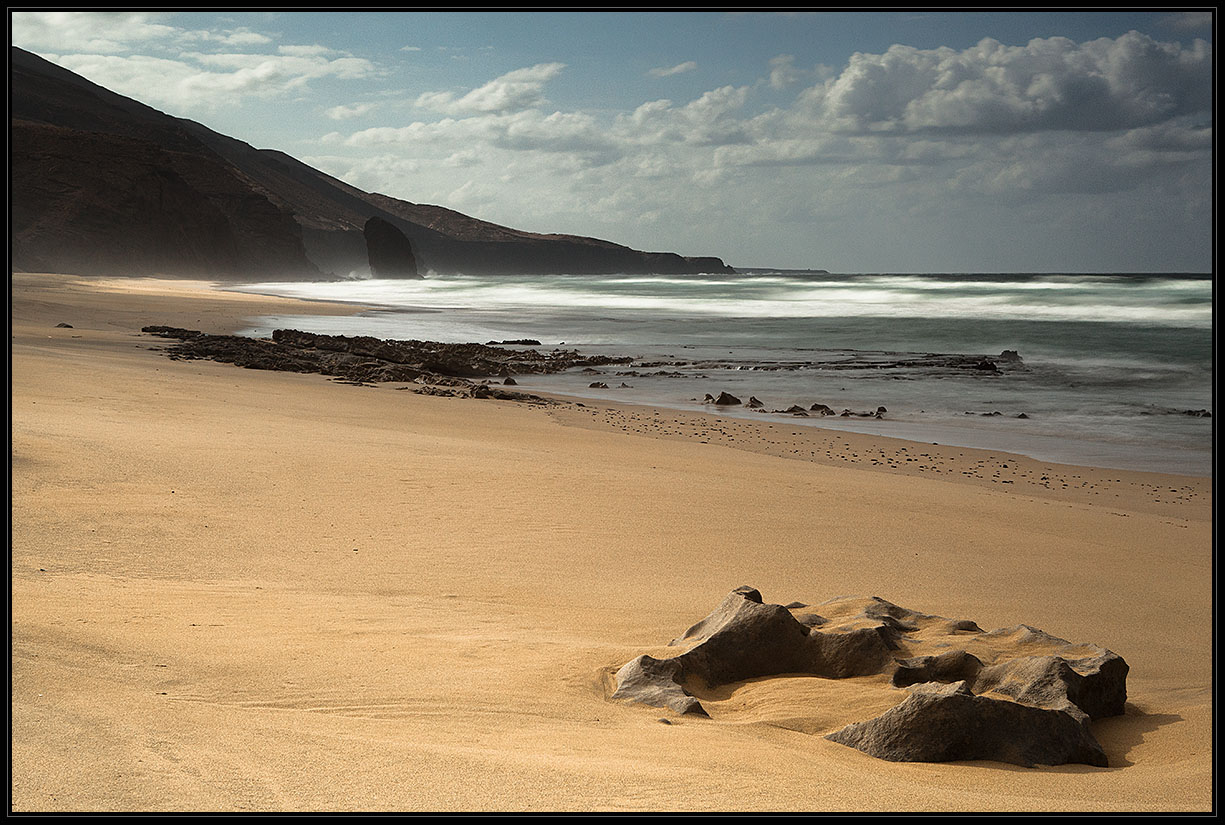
610;588;1128;768
364;216;419;278
142;326;631;392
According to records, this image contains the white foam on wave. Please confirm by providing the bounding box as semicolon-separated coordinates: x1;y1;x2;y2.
232;273;1211;328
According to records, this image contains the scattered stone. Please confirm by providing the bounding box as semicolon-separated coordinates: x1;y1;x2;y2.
54;322;73;328
589;382;609;389
810;403;835;415
1182;409;1212;418
1016;413;1029;419
503;377;517;385
610;588;1127;768
746;396;764;409
710;392;741;406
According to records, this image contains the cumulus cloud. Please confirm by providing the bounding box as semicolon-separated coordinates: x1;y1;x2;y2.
620;86;752;145
414;63;566;115
801;32;1211;135
648;61;697;78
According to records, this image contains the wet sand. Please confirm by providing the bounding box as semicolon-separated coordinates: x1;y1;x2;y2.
10;272;1213;811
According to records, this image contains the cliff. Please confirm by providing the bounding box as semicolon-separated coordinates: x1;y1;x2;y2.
10;47;735;280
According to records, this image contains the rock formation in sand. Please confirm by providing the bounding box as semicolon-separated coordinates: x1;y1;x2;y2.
610;587;1128;767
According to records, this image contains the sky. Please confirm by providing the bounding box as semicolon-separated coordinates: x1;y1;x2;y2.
10;10;1215;273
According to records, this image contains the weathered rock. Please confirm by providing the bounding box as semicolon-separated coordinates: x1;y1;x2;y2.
610;588;1128;768
810;403;835;415
746;396;764;409
55;322;73;328
589;382;609;388
826;680;1109;767
711;392;741;406
364;216;419;278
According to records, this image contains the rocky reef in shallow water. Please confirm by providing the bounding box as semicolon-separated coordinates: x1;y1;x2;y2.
610;587;1128;768
141;326;631;401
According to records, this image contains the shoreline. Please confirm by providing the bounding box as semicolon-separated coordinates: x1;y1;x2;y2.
182;275;1217;479
11;272;1214;811
218;275;1212;479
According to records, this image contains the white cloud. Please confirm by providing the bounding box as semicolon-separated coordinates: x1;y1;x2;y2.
767;55;801;89
414;62;567;115
13;11;378;114
54;51;378;112
277;44;339;58
186;27;273;48
11;11;178;54
325;102;378;120
648;61;697;78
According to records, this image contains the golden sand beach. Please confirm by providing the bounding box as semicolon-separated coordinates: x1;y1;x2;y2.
10;272;1213;811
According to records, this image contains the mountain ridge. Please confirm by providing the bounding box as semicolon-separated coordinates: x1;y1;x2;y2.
10;47;735;280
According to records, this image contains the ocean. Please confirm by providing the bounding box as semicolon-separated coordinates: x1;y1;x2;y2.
229;272;1214;477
